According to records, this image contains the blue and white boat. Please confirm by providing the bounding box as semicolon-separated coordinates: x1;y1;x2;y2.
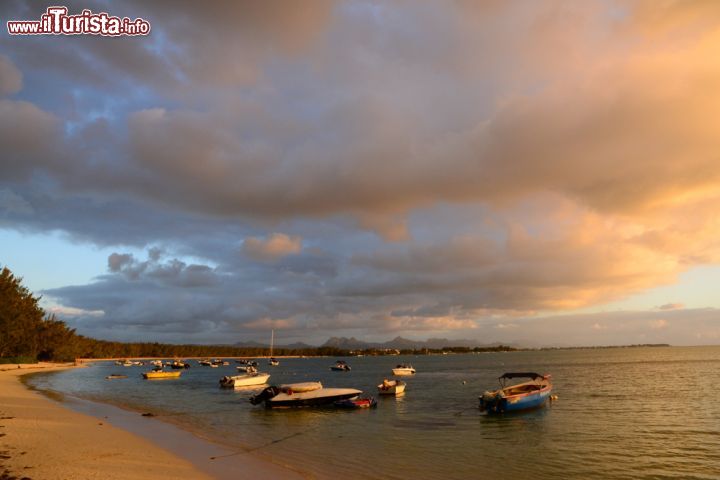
479;372;552;414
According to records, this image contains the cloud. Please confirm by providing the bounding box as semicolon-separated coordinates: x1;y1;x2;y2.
47;305;104;318
0;54;22;95
242;233;302;261
5;1;720;344
648;319;669;330
658;303;684;311
243;318;296;330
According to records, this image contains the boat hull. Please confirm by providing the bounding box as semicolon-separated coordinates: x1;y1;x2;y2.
252;386;362;408
392;368;415;376
334;397;377;409
220;373;270;388
142;371;182;379
377;380;406;395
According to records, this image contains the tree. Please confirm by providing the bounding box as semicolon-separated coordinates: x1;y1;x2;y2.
0;266;46;358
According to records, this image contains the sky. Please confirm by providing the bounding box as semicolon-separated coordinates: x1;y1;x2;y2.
2;0;720;347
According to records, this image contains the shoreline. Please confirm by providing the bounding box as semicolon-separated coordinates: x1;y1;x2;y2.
0;363;306;480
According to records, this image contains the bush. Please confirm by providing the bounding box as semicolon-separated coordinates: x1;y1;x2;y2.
0;356;37;364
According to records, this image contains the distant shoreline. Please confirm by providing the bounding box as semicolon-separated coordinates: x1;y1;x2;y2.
67;344;673;363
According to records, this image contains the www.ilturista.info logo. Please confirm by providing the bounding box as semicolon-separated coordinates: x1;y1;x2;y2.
7;6;151;36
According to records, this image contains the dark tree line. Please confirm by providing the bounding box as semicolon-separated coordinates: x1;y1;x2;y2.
0;266;349;363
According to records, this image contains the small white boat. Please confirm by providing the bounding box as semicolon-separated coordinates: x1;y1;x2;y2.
330;360;351;371
219;372;270;388
250;382;361;408
392;364;416;376
377;379;406;395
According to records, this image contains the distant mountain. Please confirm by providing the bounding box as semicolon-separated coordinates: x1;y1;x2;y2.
321;336;512;350
322;336;371;350
232;336;517;350
232;340;314;350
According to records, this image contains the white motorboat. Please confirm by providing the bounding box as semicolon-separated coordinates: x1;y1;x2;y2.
330;360;351;371
219;372;270;388
392;364;416;376
250;382;361;408
377;379;406;395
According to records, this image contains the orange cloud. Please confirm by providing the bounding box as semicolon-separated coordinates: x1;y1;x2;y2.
242;233;302;261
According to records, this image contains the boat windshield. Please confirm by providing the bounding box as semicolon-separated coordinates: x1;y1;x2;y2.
498;372;543;387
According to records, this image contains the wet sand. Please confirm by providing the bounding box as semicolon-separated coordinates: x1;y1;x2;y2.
0;363;305;480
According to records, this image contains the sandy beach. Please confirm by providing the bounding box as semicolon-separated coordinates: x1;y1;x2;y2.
0;364;305;480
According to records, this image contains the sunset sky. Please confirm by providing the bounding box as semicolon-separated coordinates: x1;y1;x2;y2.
2;1;720;346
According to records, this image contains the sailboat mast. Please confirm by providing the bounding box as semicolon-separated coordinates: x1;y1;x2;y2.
270;329;274;358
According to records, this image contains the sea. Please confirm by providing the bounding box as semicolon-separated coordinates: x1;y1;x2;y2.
27;346;720;479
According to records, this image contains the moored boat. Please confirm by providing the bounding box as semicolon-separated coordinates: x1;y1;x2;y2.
392;364;416;376
267;329;280;366
330;360;351;371
219;372;270;388
169;360;190;369
479;372;552;414
142;370;182;379
377;379;406;395
106;374;128;380
250;382;361;408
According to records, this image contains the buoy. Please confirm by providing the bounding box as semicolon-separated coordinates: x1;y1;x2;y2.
550;395;559;401
462;380;466;385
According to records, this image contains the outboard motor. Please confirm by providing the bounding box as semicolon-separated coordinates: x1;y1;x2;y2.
250;386;280;405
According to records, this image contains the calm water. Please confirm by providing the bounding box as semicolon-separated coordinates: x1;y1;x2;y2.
29;347;720;479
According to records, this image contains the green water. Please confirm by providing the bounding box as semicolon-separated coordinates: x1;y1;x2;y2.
29;347;720;479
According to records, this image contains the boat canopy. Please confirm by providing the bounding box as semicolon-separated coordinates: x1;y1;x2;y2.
499;372;543;380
